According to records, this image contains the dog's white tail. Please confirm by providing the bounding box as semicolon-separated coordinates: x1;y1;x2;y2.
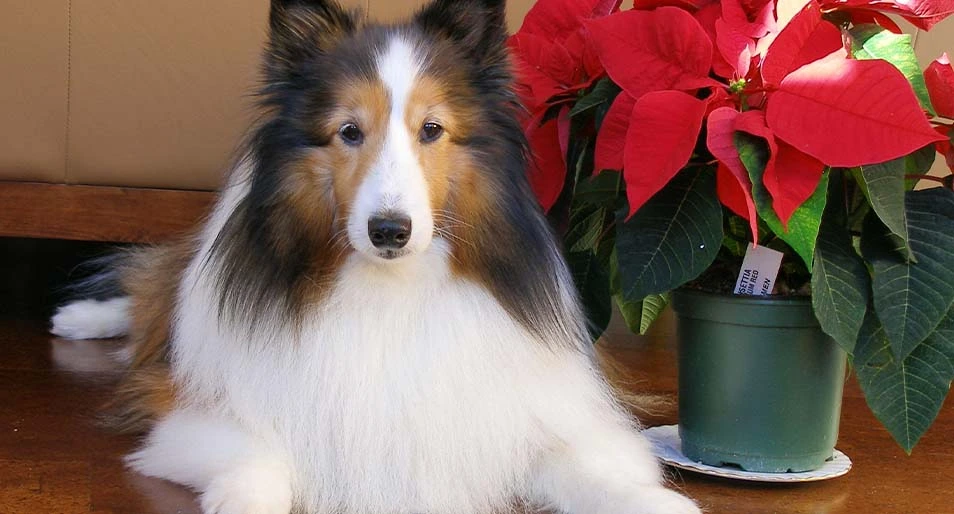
50;297;132;340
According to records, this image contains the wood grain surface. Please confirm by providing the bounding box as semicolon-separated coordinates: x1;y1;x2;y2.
0;182;214;243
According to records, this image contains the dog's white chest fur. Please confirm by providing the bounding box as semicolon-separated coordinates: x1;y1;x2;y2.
171;246;572;513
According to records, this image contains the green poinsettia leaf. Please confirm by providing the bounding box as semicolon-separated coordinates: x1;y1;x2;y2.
850;25;936;116
572;170;624;208
610;250;668;335
735;133;828;269
567;207;608;253
861;188;954;360
566;170;622;254
615;167;723;302
906;144;937;177
854;309;954;453
567;172;623;255
615;292;671;335
638;292;670;335
722;215;751;258
854;158;912;260
570;78;621;118
812;179;870;354
566;115;597;184
567;249;612;340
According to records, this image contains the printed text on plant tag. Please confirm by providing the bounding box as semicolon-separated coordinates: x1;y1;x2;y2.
734;244;784;296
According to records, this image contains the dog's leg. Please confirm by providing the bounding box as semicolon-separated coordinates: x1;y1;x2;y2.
528;417;700;514
127;409;293;514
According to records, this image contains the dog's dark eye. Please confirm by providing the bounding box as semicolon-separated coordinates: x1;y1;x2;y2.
338;123;364;146
420;122;444;143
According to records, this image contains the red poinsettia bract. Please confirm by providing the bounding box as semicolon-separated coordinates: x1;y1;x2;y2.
511;0;954;232
508;0;624;210
926;53;954;169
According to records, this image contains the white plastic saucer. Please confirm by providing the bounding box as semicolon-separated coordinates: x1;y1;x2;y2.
642;424;852;483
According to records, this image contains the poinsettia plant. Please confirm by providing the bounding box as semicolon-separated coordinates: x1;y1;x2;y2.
510;0;954;452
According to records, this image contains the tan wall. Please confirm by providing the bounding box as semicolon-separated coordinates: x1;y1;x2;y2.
0;1;70;184
370;0;532;27
65;0;275;190
0;0;535;191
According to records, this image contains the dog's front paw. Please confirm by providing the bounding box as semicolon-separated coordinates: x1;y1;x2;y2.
629;485;702;514
200;464;292;514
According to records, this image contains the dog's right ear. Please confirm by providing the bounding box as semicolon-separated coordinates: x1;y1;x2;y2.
415;0;508;67
265;0;357;81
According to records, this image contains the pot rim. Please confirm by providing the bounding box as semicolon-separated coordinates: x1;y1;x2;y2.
674;287;811;305
672;288;820;328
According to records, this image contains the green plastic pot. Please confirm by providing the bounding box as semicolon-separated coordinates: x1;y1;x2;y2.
672;289;847;473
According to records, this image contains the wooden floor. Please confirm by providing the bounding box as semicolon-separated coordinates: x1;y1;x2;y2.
1;238;953;514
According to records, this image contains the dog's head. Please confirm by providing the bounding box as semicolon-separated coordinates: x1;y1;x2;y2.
217;0;580;341
257;0;515;264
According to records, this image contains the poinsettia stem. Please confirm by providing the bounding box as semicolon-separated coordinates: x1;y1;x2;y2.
905;174;947;184
682;160;719;169
598;219;617;243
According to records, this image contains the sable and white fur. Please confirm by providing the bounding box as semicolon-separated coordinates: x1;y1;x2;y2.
52;1;700;513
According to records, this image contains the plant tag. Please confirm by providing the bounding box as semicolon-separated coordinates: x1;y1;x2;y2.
734;244;784;296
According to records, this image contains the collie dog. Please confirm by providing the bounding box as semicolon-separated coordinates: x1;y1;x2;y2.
51;1;699;513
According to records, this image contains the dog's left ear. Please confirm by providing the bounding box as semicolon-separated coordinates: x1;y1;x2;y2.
415;0;508;65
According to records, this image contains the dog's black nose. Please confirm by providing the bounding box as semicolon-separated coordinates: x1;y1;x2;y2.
368;215;412;249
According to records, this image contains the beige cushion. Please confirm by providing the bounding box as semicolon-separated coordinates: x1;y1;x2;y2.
66;0;273;190
0;0;533;190
0;0;69;184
